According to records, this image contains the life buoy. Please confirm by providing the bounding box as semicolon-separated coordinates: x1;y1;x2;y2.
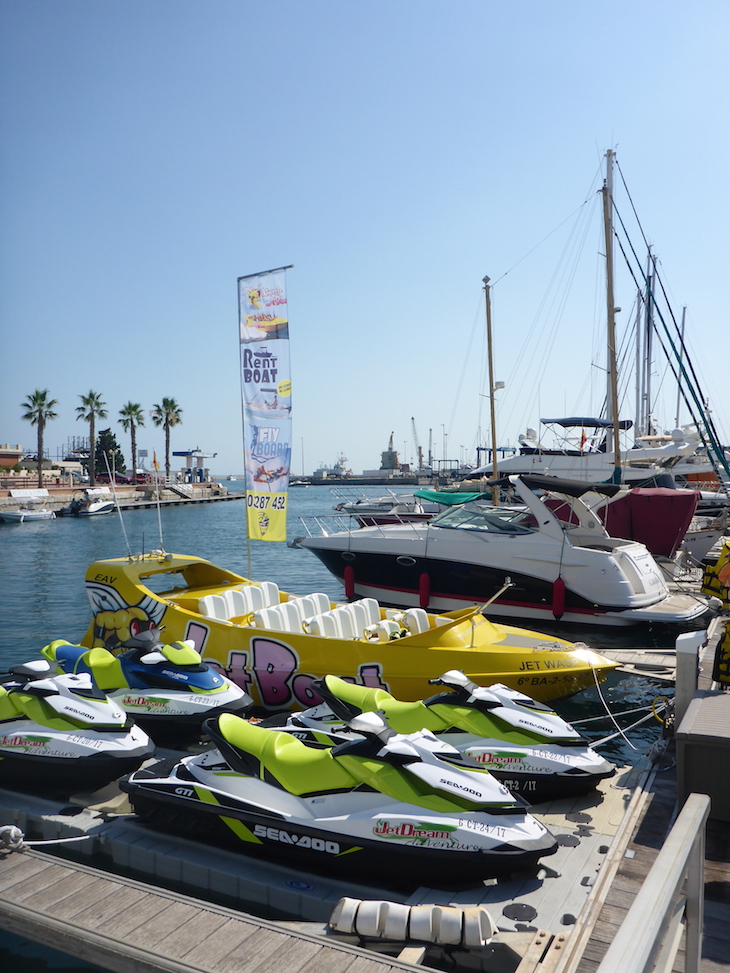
552;577;565;619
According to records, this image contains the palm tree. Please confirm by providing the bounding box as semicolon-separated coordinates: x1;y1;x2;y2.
118;402;145;477
21;389;58;488
76;390;107;486
150;397;183;480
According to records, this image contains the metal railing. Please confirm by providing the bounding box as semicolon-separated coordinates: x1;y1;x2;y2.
596;792;710;973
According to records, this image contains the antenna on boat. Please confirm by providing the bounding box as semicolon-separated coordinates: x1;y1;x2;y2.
154;462;164;552
103;451;132;558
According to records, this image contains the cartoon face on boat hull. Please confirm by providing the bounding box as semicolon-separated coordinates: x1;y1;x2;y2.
81;553;618;708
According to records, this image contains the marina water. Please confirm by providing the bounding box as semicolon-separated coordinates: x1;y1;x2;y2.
0;482;687;971
0;480;685;758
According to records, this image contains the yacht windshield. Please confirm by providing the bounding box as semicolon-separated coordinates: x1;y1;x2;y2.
431;504;538;534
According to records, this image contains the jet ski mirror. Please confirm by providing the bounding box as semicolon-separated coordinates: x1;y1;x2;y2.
346;711;395;744
428;669;480;694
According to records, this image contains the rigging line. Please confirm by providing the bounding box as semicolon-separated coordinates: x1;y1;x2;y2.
612;198;715;428
614;220;730;482
593;708;663;748
489;198;594;289
590;658;641;751
613;229;712;440
571;702;663;724
615;159;655;257
501;195;599;434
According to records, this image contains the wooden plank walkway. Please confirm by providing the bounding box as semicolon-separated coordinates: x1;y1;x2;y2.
573;760;730;973
0;847;428;973
569;618;730;973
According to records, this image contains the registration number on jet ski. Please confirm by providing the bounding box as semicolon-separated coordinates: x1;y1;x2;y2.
253;824;340;854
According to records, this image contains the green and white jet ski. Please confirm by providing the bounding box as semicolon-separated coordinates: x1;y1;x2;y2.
0;661;154;795
121;710;558;885
261;670;615;801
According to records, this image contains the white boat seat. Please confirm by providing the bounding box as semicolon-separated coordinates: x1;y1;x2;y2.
224;588;248;618
258;581;280;607
330;605;358;640
290;596;315;622
252;607;285;630
246;586;267;613
198;594;229;620
349;601;372;637
310;592;331;614
358;598;381;625
290;593;332;621
306;612;340;639
366;619;402;642
278;601;304;632
403;607;430;634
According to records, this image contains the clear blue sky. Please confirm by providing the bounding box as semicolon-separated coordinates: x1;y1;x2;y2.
1;1;728;476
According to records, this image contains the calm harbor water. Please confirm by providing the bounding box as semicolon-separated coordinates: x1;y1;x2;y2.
0;481;692;971
0;480;691;758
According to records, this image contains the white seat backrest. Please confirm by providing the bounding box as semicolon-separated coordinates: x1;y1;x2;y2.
224;588;248;618
252;607;284;630
279;601;303;633
375;619;401;642
199;594;229;620
290;595;316;621
331;606;357;640
403;607;430;634
307;613;339;639
359;598;381;625
311;593;331;614
349;601;370;638
258;581;280;607
247;586;267;612
234;585;255;615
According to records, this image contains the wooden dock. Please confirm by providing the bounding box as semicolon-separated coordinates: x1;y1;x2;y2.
0;847;428;973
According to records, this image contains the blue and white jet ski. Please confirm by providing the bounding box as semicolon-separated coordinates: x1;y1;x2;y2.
121;710;558;885
41;630;252;746
261;670;615;801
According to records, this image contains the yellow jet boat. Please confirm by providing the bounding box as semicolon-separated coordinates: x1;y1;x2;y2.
82;552;618;710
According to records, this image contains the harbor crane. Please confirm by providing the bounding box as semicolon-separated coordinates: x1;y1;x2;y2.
411;418;424;470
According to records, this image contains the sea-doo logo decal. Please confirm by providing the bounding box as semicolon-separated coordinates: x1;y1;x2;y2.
161;670;189;682
373;821;456;842
252;824;340;854
439;778;482;796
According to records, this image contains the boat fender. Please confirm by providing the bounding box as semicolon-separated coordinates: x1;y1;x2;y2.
552;577;565;619
419;572;430;609
344;565;355;599
328;896;497;947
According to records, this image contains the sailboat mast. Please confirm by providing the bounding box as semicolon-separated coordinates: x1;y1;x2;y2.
483;275;500;506
602;149;622;483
